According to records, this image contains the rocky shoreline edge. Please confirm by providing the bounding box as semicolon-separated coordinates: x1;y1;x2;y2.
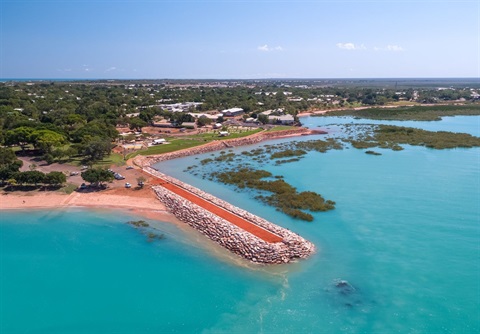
134;128;319;264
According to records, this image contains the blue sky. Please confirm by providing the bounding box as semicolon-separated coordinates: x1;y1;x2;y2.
1;0;478;79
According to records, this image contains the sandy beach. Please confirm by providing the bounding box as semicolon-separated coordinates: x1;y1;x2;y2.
0;187;181;225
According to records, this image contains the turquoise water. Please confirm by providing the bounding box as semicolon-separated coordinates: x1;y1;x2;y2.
1;116;479;333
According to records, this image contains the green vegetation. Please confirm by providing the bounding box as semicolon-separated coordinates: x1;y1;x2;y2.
59;183;78;194
130;138;207;158
2;170;67;189
266;126;297;131
81;167;114;187
342;124;480;150
270;149;307;160
0;147;23;182
374;125;480;149
314;104;480;121
126;220;166;242
211;167;335;222
365;150;382;156
127;220;150;228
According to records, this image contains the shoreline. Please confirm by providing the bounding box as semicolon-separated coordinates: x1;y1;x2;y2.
1;127;318;264
0;189;182;225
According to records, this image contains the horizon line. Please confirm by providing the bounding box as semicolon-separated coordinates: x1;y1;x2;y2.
2;77;480;82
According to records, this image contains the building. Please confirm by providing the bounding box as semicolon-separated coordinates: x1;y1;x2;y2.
268;114;295;125
181;122;197;129
221;107;244;117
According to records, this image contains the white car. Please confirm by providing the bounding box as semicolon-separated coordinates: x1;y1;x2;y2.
125;183;131;188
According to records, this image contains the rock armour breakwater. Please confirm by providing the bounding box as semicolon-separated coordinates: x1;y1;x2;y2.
145;167;315;264
135;128;317;264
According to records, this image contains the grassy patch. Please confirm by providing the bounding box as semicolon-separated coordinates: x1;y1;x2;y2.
266;126;296;132
132;139;207;158
59;183;78;194
93;152;125;167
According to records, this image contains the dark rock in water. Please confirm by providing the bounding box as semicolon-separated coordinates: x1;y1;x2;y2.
323;279;375;312
334;279;357;296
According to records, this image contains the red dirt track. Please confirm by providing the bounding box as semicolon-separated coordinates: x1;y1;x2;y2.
152;178;283;243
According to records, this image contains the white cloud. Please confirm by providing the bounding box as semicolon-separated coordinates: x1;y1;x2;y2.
336;42;366;50
258;44;283;52
387;45;404;52
105;67;117;72
375;45;405;52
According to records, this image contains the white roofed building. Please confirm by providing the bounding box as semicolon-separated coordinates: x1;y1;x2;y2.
221;107;244;117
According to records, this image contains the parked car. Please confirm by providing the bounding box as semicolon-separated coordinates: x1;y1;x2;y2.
70;171;79;176
79;183;87;190
114;173;125;180
125;183;131;188
126;166;134;170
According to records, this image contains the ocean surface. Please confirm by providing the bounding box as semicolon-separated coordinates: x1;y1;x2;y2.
1;116;479;333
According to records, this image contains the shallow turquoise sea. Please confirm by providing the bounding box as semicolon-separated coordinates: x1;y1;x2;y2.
1;116;479;333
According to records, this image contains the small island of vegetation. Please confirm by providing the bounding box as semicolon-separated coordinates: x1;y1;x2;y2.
210;167;335;222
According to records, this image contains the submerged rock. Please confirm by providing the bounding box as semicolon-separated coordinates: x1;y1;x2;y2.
334;279;356;296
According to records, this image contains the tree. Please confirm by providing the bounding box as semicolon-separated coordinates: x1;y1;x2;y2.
128;117;148;132
81;137;113;162
29;129;66;154
197;115;212;127
45;171;67;186
15;171;46;186
0;147;23;182
257;114;269;124
170;112;194;125
81;167;114;187
4;126;35;151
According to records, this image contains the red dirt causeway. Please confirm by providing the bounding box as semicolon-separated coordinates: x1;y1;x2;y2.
153;178;284;243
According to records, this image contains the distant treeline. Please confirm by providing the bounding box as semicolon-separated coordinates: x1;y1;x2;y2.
313;104;480;121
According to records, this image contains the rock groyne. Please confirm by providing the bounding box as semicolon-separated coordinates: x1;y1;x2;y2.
145;167;315;264
136;128;318;264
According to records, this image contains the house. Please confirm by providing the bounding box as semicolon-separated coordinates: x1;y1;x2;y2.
221;107;244;117
268;114;295;125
